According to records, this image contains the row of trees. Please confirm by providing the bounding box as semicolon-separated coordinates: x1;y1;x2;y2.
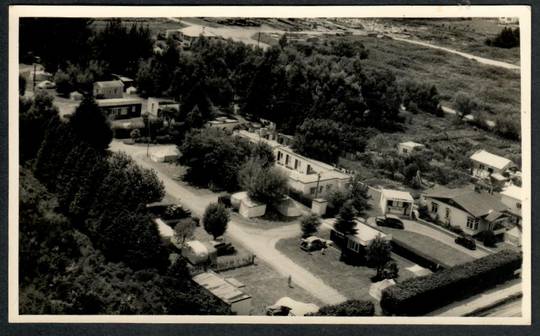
19;92;231;314
20;18;153;77
19;167;230;315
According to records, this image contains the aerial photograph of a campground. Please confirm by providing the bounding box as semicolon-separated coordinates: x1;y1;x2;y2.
17;14;526;319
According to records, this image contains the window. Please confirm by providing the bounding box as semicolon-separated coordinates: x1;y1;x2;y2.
403;148;408;154
517;202;522;209
310;187;317;195
285;154;290;165
445;207;450;219
347;239;360;253
319;186;323;193
479;164;485;170
466;216;480;230
388;200;394;207
277;151;282;161
326;185;332;191
294;159;299;170
431;202;438;213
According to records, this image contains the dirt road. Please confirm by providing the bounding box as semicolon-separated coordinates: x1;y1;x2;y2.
110;140;347;305
391;36;520;71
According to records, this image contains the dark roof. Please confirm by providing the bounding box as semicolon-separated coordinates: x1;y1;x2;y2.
425;186;508;218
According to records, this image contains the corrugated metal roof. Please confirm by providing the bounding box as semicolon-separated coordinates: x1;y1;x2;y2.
193;272;250;304
95;80;124;88
381;189;414;202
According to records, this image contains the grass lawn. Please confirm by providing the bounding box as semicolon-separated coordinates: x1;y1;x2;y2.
218;260;324;315
275;236;416;303
379;227;475;268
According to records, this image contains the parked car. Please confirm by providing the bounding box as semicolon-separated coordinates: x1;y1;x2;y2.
265;305;291;316
375;215;405;229
36;80;56;90
455;234;477;250
300;236;331;252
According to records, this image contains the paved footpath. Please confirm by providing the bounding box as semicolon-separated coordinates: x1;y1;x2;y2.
110;141;347;305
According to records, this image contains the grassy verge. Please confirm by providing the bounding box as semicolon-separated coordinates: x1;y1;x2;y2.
275;236;416;302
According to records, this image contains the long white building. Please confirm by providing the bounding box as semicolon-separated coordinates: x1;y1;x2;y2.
235;129;350;198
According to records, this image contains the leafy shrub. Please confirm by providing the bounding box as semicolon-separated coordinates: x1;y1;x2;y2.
380;249;522;316
309;300;375;316
217;194;232;208
163;204;191;220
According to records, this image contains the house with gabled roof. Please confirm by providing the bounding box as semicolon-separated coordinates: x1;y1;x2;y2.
93;80;124;99
423;186;510;238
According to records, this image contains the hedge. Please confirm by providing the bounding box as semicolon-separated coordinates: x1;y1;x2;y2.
380;249;522;316
308;300;375;316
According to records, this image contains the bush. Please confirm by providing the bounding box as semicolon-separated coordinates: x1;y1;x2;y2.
217;194;232;208
380;249;522;316
163;204;191;220
481;230;497;247
309;300;375;316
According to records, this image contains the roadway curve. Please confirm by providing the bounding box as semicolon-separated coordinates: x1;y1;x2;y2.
109;141;347;305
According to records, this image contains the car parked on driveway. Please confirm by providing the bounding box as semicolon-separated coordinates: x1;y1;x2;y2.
454;234;477;250
36;80;56;90
375;214;405;229
300;236;332;252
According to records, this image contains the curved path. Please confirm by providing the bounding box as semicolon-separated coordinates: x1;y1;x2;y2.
110;141;347;305
391;35;520;71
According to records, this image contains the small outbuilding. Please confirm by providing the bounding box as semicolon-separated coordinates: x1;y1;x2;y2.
193;271;252;315
150;146;180;163
379;189;414;218
69;91;83;101
239;197;266;219
398;141;425;155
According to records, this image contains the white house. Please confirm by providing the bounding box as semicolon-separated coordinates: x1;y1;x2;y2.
470;150;514;181
235;129;351;198
379;189;414;218
500;185;522;226
93;80;124;99
147;97;180;117
333;219;391;258
423;187;509;237
397;141;425;155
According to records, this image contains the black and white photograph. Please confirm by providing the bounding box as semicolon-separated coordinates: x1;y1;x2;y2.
6;4;532;326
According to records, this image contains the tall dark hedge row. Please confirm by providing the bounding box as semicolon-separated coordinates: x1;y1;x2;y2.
380;249;522;316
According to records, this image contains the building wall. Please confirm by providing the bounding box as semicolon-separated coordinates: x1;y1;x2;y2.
425;197;488;235
501;194;521;217
94;85;123;99
100;104;142;120
379;194;412;217
471;161;508;179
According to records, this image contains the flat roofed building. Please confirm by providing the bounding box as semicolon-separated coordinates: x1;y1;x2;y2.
235;129;350;198
500;185;522;226
192;271;252;315
147;97;180;117
470;149;514;180
96;97;143;120
379;189;414;218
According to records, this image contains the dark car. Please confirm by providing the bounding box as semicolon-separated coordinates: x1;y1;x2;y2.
375;215;405;229
455;234;477;250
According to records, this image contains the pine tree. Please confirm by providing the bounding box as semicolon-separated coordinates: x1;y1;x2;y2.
334;200;357;236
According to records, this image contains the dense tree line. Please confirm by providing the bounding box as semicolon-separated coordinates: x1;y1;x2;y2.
19;168;230;315
20;18;153;78
20;93;231;314
485;27;520;49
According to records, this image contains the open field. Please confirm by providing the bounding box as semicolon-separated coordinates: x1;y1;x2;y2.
219;260;324;315
352;35;520;122
382;18;520;65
